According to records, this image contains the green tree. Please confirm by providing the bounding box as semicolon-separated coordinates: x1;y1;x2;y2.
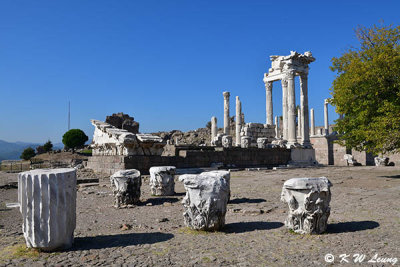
36;145;45;154
20;147;36;160
62;129;88;152
330;23;400;154
43;140;53;152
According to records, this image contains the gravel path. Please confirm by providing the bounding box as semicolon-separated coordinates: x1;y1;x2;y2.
0;166;399;266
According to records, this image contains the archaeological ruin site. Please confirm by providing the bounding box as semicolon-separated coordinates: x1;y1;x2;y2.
1;50;399;266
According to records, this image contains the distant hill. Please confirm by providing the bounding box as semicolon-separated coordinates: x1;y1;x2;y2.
0;140;63;161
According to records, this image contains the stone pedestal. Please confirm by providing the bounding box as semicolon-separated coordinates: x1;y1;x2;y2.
180;171;229;231
241;136;251;148
222;135;233;148
110;169;141;207
281;177;332;234
18;168;77;251
149;166;176;196
257;138;269;149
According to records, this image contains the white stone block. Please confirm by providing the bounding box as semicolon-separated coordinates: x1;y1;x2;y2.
257;138;268;149
149;166;176;196
281;177;332;234
110;169;141;207
222;135;233;148
180;171;229;231
241;136;251;148
18;168;77;251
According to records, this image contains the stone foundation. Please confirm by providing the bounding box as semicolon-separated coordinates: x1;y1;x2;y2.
87;147;291;175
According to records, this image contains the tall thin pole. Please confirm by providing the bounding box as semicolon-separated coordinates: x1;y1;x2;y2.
68;101;70;130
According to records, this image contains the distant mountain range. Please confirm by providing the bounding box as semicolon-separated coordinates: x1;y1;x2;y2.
0;140;63;161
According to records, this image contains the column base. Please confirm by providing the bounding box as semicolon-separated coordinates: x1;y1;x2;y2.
286;141;301;149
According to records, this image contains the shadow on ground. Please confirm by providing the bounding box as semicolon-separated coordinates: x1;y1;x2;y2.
71;232;174;250
141;197;179;206
327;221;379;233
224;221;283;234
378;175;400;179
229;198;266;204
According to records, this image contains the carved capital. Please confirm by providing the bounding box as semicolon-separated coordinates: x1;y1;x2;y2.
281;77;288;87
223;91;230;98
265;81;273;91
286;70;295;80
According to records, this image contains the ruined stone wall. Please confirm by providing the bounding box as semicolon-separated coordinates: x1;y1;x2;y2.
240;123;275;146
87;147;291;175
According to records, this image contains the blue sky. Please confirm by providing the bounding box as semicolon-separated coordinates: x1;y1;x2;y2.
0;0;399;143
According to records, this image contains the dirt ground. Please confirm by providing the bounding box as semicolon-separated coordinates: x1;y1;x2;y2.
0;166;399;266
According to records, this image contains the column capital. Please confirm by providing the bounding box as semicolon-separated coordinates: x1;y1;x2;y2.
223;91;230;98
265;81;273;91
285;69;295;80
300;73;308;80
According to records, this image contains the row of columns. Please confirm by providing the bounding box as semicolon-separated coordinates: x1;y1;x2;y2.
265;71;311;147
211;92;243;146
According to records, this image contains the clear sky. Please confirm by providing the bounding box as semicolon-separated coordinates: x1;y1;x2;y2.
1;0;399;143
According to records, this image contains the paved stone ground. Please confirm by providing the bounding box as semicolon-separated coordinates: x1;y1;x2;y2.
0;166;399;266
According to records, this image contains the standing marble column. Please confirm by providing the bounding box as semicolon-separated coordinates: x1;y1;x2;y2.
297;108;302;138
300;74;311;147
275;116;279;139
310;108;315;136
265;82;273;125
281;78;288;140
235;96;242;146
223;91;230;135
286;71;297;145
324;99;329;136
211;116;217;142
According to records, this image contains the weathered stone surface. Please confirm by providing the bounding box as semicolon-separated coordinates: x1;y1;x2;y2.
257;138;269;149
212;133;225;147
374;157;389;166
180;172;229;230
106;112;139;134
110;169;141;207
18;168;77;251
149;166;176;196
344;154;359;166
222;135;233;148
281;177;332;234
241;136;251;148
91;120;165;156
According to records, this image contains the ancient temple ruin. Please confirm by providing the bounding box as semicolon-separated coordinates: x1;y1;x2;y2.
263;51;315;148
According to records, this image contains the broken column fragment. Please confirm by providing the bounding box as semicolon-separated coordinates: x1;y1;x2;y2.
110;169;142;207
180;171;229;231
281;177;332;234
18;168;77;251
149;166;176;196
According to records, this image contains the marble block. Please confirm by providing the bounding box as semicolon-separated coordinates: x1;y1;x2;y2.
222;135;233;148
18;168;77;251
257;137;269;149
281;177;332;234
180;172;229;231
149;166;176;196
241;136;251;148
110;169;141;207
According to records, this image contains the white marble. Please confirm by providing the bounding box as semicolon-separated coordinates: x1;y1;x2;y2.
91;120;165;156
241;136;251;148
110;169;141;207
223;91;230;135
18;168;76;251
281;177;332;234
211;116;217;144
180;171;229;230
235;96;242;146
149;166;176;196
324;99;329;136
265;82;273;125
257;137;269;149
310;108;315;136
222;135;233;148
